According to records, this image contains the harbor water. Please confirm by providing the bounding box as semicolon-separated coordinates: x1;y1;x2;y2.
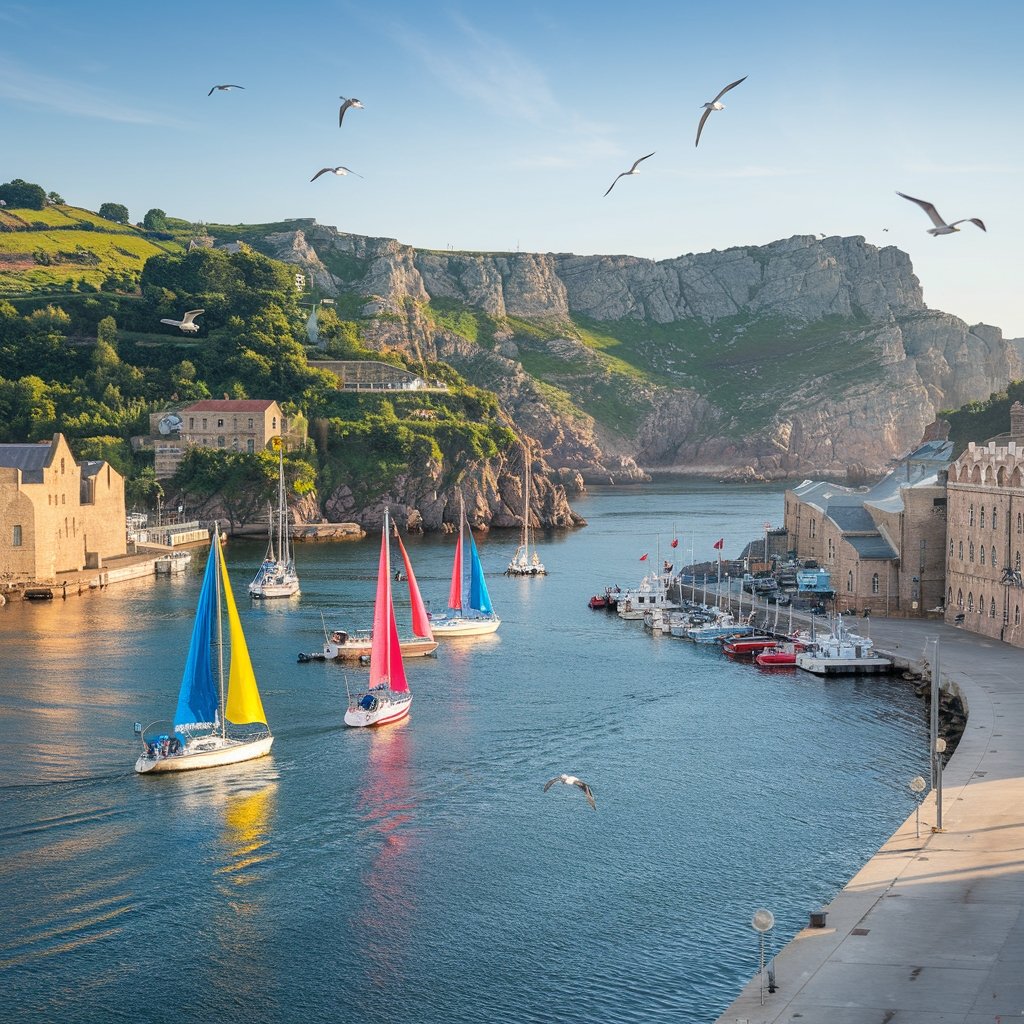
0;482;929;1023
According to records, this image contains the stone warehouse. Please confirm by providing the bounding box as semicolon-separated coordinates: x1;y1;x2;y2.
0;433;127;585
944;403;1024;648
784;441;953;616
145;399;305;479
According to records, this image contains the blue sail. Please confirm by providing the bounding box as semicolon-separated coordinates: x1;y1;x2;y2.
468;532;494;615
173;540;219;732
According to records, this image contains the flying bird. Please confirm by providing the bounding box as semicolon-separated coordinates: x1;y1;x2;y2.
604;152;655;197
896;192;986;235
695;75;747;147
160;309;204;333
208;84;244;96
339;96;364;126
310;166;363;182
543;774;596;810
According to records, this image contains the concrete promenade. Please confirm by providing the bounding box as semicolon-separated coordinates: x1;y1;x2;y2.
715;614;1024;1024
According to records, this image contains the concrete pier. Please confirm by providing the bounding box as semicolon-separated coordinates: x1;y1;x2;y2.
715;616;1024;1024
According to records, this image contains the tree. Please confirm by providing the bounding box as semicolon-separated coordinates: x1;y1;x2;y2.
0;178;47;210
98;202;129;224
47;191;65;206
142;208;168;231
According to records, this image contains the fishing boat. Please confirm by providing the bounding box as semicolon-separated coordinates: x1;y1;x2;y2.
135;528;273;774
617;574;679;621
311;528;438;661
795;618;892;675
506;444;547;576
155;550;192;575
431;495;501;638
687;613;754;644
248;440;300;599
344;510;413;728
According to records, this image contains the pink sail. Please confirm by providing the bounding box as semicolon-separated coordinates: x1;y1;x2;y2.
447;516;464;611
396;532;433;641
369;513;409;694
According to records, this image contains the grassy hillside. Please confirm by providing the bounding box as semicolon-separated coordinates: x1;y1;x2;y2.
0;205;181;294
943;379;1024;455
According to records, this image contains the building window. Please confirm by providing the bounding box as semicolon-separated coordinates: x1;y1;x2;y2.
949;539;954;557
12;525;22;547
969;504;974;526
60;457;65;474
1004;601;1010;625
958;540;963;559
218;436;226;448
948;587;953;607
991;598;997;618
232;438;239;450
202;418;208;430
248;417;254;429
217;418;224;427
992;546;997;568
872;572;880;594
1016;605;1021;626
189;417;195;429
247;439;254;454
980;508;986;528
1017;552;1022;571
272;417;278;430
847;570;853;592
980;546;985;565
969;542;974;562
992;507;997;530
1019;512;1023;534
957;589;963;608
809;519;816;538
967;593;974;612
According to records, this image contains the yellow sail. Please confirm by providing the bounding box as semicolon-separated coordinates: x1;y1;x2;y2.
219;543;269;726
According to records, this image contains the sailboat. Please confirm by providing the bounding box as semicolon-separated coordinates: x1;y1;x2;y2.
135;528;273;773
431;494;501;637
315;526;438;661
344;509;414;728
506;444;547;577
248;440;300;598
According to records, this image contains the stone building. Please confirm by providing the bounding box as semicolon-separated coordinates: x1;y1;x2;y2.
944;402;1024;647
150;399;305;479
784;441;953;616
0;433;127;584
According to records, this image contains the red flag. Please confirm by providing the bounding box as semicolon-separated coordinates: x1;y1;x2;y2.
670;538;679;548
713;538;724;550
639;553;648;561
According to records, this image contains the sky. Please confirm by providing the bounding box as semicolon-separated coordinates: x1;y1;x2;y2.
3;0;1023;334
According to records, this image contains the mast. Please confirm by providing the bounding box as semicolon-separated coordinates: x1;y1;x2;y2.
214;526;226;738
277;442;286;565
523;443;530;564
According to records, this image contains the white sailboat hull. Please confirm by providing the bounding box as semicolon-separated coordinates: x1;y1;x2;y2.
344;693;412;728
324;636;438;660
430;615;501;637
134;733;274;774
249;565;300;599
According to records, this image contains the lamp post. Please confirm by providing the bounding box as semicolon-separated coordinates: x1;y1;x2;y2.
909;775;926;838
752;908;775;1004
928;636;945;832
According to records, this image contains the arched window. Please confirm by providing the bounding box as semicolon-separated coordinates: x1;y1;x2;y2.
959;540;964;559
60;457;65;474
847;570;853;592
992;546;997;568
949;539;954;557
992;507;998;530
957;589;963;608
978;592;984;614
1017;551;1022;570
980;508;986;528
948;586;953;606
980;546;985;565
968;593;974;612
969;542;974;562
991;598;997;618
969;504;975;526
872;573;880;594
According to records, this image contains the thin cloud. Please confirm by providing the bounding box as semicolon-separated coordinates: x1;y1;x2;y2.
0;56;186;126
904;161;1017;175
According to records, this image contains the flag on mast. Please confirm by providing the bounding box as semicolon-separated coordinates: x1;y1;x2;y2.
670;538;679;548
713;538;724;550
639;553;649;561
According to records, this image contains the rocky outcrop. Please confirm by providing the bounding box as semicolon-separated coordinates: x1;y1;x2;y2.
259;223;1021;482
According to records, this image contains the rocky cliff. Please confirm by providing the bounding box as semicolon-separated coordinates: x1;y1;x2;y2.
258;223;1021;482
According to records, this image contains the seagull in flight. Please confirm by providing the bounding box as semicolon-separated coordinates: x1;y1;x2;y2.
695;76;747;147
310;166;363;182
604;152;655;197
896;192;986;235
339;96;364;126
543;774;596;810
160;309;204;333
208;84;245;96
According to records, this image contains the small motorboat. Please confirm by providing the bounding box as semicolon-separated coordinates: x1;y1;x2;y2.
755;641;806;667
588;594;608;609
722;635;784;657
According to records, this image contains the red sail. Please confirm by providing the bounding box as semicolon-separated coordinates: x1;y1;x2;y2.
369;513;408;694
396;531;433;640
447;517;464;611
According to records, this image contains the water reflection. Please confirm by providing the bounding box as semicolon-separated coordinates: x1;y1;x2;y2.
351;720;419;988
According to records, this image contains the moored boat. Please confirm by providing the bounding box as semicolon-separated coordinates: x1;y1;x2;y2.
794;618;892;675
248;440;300;599
754;640;806;667
617;574;678;621
722;635;784;657
506;443;547;577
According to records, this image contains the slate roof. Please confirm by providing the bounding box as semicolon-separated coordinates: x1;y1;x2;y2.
846;536;899;560
0;442;52;483
826;506;877;532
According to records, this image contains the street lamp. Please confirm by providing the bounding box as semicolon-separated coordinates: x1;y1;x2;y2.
752;908;775;1004
909;775;926;838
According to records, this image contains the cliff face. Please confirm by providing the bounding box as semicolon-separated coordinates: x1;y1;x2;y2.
259;224;1021;482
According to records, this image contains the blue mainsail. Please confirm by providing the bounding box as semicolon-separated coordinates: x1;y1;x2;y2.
468;532;493;615
173;540;219;731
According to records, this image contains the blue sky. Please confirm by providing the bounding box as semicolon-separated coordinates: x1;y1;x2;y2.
3;0;1022;334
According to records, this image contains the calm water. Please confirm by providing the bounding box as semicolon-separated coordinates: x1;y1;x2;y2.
0;483;929;1024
